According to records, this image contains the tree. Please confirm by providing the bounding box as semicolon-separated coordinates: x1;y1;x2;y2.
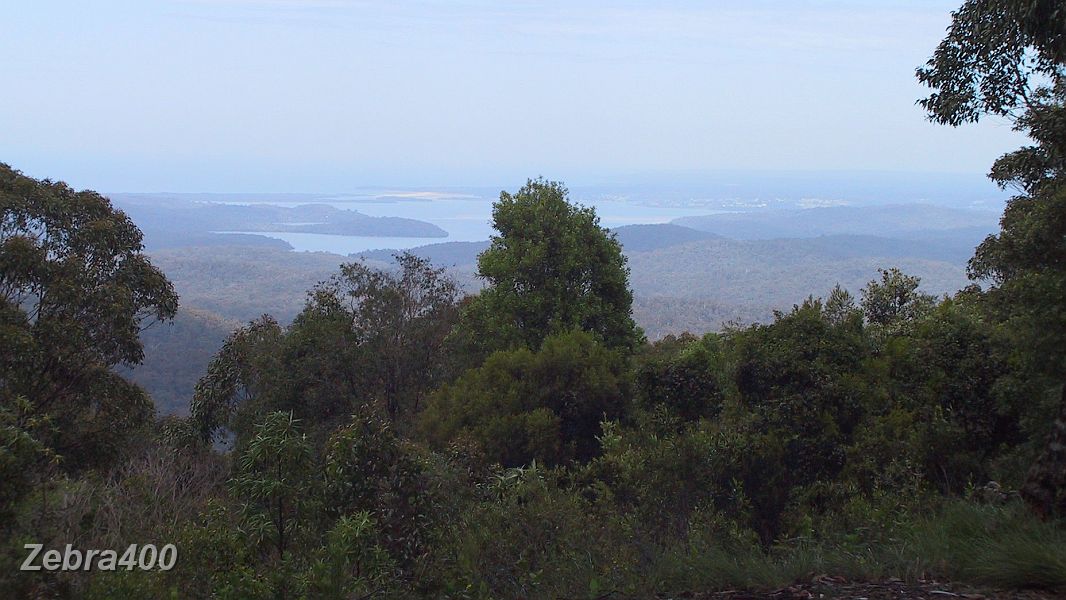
419;330;629;467
859;296;1019;493
303;253;460;421
232;412;313;561
303;513;396;599
0;163;177;474
919;1;1066;517
454;178;641;362
635;334;725;422
230;411;314;599
860;268;937;328
733;297;869;488
912;300;1017;452
190;316;285;444
985;178;1066;518
917;0;1065;127
322;414;432;567
191;254;460;443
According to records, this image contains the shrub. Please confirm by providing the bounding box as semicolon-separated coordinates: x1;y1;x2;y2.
419;330;630;467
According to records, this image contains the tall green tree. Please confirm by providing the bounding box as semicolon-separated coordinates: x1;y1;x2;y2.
453;178;641;362
191;254;458;443
304;253;460;421
190;315;285;443
0;164;177;478
919;0;1066;517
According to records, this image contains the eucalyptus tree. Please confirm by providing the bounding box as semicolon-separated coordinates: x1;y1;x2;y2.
0;164;177;483
312;253;460;421
191;253;459;443
918;0;1066;517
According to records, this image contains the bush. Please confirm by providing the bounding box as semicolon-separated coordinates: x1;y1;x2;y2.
440;464;633;600
419;330;630;467
635;334;725;422
323;413;434;569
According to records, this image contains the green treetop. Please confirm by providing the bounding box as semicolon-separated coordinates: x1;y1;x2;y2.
454;178;641;362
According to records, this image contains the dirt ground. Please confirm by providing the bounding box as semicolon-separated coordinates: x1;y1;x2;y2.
642;577;1063;600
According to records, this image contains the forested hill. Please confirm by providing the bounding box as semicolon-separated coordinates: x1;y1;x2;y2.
352;220;972;333
142;221;971;334
109;193;448;251
117;308;236;416
673;204;999;239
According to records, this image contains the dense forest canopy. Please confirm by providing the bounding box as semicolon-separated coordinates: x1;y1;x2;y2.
2;1;1066;598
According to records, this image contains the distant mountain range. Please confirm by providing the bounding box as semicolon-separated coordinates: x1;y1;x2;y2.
110;193;447;250
672;204;998;239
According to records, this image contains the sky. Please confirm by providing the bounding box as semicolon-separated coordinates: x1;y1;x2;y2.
0;0;1029;192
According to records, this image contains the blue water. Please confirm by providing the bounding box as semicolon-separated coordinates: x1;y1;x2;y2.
216;193;723;254
211;231;453;255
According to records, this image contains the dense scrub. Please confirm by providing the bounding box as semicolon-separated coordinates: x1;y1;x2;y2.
4;289;1066;598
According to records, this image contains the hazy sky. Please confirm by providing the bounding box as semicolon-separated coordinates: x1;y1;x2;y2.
1;0;1028;192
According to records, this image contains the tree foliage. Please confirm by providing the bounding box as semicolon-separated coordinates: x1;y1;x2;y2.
322;414;434;567
191;253;460;443
453;178;641;363
635;334;725;422
918;0;1066;518
190;315;284;443
0;164;177;477
421;330;629;467
304;253;460;420
860;268;937;328
231;411;314;565
917;0;1065;126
